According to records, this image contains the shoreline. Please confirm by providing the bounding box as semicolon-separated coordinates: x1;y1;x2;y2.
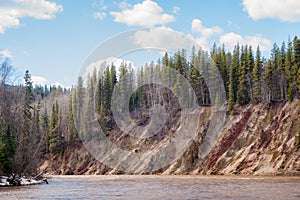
43;174;300;180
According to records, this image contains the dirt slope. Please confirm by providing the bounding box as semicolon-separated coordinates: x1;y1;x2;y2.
40;101;300;175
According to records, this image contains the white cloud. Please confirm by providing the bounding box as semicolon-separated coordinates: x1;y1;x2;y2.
191;19;222;38
0;49;13;58
190;19;223;50
242;0;300;22
132;19;272;54
31;76;48;85
84;57;135;82
172;6;180;14
0;0;63;34
219;32;272;52
133;27;195;52
51;82;71;89
93;11;106;20
110;0;175;27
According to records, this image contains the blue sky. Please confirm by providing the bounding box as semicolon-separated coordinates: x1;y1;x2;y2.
0;0;299;87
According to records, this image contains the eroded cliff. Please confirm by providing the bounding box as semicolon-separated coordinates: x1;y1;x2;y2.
40;100;300;175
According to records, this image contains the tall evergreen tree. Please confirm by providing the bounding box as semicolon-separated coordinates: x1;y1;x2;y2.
0;124;16;174
41;108;50;153
68;94;77;144
253;46;262;103
18;70;35;173
228;45;240;113
286;40;293;102
237;46;250;105
103;67;112;116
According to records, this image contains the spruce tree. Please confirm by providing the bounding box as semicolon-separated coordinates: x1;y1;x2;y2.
285;40;293;102
253;46;262;103
228;45;239;114
237;46;250;105
68;94;77;144
19;70;34;173
103;67;112;116
41;108;50;153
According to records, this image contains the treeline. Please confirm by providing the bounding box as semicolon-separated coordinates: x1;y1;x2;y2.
0;61;71;175
0;36;300;175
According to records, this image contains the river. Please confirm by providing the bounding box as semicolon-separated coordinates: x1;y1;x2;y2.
0;175;299;199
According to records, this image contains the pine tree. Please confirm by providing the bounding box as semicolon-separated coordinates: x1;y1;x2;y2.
237;46;250;105
228;45;239;114
286;40;293;102
265;60;273;102
220;45;229;95
103;67;112;116
41;108;50;153
0;124;16;174
18;70;34;173
49;100;62;153
68;94;77;144
95;74;103;115
189;56;202;104
246;46;254;100
291;36;300;99
110;64;117;92
253;46;262;103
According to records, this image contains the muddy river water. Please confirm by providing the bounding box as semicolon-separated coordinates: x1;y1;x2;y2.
0;175;299;199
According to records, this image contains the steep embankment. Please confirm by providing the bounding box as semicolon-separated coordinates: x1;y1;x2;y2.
40;101;300;175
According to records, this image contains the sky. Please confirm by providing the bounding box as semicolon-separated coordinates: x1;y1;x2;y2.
0;0;300;87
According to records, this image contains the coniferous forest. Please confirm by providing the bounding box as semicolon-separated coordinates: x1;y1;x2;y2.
0;37;300;176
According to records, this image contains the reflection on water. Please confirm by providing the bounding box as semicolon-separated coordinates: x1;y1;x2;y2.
0;175;299;199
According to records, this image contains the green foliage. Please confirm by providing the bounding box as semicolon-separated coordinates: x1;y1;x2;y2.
228;45;239;113
68;94;77;144
2;36;300;175
237;46;250;105
41;109;50;153
49;100;63;153
0;124;16;175
103;67;112;116
253;46;262;103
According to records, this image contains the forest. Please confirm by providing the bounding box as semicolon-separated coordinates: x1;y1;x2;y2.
0;36;299;176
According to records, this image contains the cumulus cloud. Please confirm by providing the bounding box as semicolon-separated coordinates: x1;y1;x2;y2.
132;20;271;54
0;0;63;34
84;57;134;82
190;19;223;50
219;32;272;52
133;27;195;52
93;11;106;20
242;0;300;22
31;76;48;85
110;0;175;26
0;49;13;58
192;19;222;37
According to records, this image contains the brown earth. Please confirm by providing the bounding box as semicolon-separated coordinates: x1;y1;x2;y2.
39;100;300;175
